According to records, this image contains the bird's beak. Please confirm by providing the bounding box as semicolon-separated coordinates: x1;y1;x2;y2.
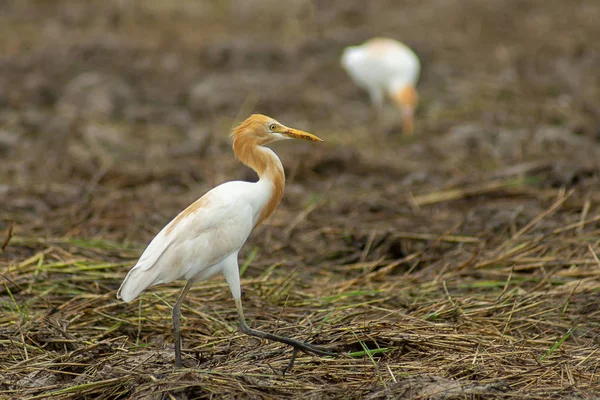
282;127;324;142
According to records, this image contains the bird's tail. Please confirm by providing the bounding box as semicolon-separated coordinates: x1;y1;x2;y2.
117;264;161;303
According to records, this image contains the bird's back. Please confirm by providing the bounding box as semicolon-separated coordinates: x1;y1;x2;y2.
117;181;259;302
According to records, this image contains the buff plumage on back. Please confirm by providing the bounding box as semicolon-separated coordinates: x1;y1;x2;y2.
231;114;285;226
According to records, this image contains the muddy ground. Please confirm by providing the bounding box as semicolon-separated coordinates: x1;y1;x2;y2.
1;0;600;399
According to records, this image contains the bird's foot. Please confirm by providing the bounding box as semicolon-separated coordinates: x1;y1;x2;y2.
291;340;337;357
174;354;183;368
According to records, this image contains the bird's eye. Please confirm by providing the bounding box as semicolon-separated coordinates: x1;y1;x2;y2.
269;124;277;131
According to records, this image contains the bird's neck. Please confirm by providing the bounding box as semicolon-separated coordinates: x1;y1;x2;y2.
233;138;285;226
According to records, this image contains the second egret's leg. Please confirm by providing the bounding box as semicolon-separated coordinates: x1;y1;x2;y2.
368;88;386;133
368;87;385;112
172;281;193;367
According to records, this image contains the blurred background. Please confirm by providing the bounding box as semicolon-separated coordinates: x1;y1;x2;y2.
2;1;600;397
2;0;599;246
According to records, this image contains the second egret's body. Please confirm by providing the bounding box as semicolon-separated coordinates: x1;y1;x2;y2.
341;37;421;134
117;114;331;367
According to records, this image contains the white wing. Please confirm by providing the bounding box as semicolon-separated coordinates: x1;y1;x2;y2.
117;181;257;302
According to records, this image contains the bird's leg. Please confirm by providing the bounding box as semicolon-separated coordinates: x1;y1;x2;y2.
374;107;386;136
172;281;193;367
234;299;336;358
369;88;386;135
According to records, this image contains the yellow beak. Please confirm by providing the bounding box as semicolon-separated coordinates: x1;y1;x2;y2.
282;128;324;142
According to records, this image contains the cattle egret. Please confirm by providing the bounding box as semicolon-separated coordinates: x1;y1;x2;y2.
117;114;332;367
341;37;421;135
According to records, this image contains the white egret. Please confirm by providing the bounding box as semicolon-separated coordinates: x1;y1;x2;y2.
117;114;333;367
341;37;421;135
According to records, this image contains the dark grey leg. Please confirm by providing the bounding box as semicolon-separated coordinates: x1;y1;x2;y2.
234;299;336;372
173;281;193;367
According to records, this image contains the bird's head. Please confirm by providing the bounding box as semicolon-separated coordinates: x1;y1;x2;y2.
231;114;323;145
391;85;419;135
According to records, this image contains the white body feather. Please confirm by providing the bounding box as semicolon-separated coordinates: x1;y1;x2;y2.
341;38;420;107
117;178;273;303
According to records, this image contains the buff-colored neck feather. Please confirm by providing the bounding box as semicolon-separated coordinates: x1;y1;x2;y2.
232;121;285;227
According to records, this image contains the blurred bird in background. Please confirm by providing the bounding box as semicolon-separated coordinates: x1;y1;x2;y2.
341;37;421;135
117;114;333;368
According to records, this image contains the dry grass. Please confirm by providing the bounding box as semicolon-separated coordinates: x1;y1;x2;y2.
2;0;600;399
2;181;600;399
